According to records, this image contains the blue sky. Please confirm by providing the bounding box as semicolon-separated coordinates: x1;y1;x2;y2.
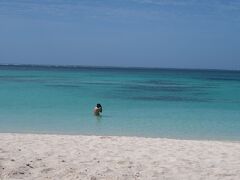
0;0;240;70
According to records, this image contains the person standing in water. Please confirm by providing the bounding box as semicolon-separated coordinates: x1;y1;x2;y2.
93;103;102;116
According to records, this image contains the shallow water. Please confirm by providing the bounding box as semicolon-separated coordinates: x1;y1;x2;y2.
0;65;240;140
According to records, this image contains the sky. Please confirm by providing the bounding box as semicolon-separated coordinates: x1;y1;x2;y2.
0;0;240;70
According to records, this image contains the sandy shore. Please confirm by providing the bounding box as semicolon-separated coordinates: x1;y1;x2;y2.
0;134;240;180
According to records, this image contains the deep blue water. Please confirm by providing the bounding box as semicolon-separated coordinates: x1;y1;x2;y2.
0;65;240;140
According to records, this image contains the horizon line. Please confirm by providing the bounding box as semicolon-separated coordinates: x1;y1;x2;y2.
0;63;239;72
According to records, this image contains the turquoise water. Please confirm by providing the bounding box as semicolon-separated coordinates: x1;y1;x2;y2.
0;65;240;140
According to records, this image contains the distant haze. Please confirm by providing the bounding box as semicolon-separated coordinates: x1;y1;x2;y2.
0;0;240;70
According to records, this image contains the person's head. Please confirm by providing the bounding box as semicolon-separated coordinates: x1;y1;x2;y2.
96;103;102;108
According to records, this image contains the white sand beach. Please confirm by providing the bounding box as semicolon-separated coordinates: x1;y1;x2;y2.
0;133;240;180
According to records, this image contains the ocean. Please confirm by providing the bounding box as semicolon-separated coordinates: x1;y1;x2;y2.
0;65;240;140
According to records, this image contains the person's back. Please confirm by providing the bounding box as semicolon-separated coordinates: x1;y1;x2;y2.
93;103;102;116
